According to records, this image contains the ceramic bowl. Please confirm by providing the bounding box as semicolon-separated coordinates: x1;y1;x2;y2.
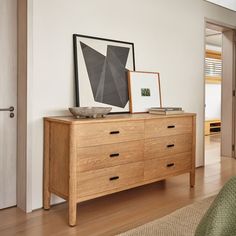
69;107;112;118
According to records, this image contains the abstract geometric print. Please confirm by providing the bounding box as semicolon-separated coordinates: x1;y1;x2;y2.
80;42;130;108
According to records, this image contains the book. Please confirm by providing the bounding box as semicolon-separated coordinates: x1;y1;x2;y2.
149;110;184;115
150;107;182;111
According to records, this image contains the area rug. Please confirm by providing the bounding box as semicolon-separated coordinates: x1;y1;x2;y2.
117;196;215;236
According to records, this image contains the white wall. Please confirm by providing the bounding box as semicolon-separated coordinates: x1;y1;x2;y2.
29;0;236;210
205;44;222;121
205;84;221;120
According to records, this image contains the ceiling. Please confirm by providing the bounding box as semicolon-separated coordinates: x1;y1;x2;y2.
205;28;222;47
206;0;236;11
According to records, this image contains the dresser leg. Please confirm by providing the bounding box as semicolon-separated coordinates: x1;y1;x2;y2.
68;125;77;226
69;200;77;226
43;190;51;210
43;119;51;210
190;171;195;188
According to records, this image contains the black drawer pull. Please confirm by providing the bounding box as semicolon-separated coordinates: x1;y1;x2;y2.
167;144;175;148
166;163;175;168
109;176;119;181
167;125;175;129
110;153;120;158
110;131;120;135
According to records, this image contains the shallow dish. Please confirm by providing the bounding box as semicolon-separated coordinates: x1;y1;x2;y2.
69;107;112;118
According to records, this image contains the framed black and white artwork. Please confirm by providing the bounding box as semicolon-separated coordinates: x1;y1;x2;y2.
73;34;136;113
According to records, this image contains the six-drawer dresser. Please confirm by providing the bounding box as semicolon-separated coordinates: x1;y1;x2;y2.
43;113;196;226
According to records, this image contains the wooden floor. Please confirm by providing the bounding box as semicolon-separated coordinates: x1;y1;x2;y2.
205;134;221;165
1;157;236;236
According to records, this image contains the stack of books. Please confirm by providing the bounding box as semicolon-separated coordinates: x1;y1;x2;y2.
149;107;184;115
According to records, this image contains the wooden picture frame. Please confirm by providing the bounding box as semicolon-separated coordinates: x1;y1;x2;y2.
73;34;136;113
128;71;162;113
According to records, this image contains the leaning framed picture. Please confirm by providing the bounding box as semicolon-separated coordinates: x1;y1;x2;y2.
128;71;162;113
73;34;136;113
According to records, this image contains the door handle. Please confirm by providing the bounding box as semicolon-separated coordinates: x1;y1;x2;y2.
0;106;14;112
0;106;15;118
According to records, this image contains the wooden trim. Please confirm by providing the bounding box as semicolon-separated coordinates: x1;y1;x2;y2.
43;120;51;210
157;73;163;108
190;116;196;187
205;76;221;84
17;0;28;212
205;119;221;122
44;113;196;125
205;49;222;59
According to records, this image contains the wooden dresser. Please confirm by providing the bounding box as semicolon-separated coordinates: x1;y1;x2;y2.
43;113;196;226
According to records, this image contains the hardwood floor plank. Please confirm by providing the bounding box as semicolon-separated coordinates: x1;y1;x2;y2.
0;157;235;236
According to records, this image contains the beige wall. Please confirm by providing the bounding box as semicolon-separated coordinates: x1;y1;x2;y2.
28;0;236;209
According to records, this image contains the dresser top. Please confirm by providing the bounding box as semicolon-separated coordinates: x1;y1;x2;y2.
44;113;196;124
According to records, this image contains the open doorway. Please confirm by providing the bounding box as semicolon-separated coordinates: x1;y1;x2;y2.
204;21;236;166
204;27;222;165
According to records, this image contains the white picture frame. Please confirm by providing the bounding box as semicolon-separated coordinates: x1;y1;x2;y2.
128;71;162;113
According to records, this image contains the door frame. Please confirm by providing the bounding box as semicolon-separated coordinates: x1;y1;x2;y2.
203;18;236;165
17;0;32;213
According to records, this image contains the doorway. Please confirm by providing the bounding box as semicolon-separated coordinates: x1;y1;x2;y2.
204;27;222;165
204;21;236;166
0;0;17;209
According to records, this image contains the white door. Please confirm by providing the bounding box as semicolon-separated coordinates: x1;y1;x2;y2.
0;0;17;209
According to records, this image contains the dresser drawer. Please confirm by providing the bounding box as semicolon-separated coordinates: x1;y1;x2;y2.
144;152;191;181
77;140;144;172
77;162;144;198
145;134;192;160
76;121;144;147
145;117;192;138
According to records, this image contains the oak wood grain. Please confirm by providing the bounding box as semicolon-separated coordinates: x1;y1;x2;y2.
145;117;192;138
77;140;144;172
43;120;51;210
190;115;196;187
44;113;196;125
68;125;77;226
144;152;192;181
145;134;192;160
43;113;196;226
76;121;144;147
77;162;144;199
49;122;69;197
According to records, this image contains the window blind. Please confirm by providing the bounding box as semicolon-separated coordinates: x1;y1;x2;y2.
205;57;222;77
